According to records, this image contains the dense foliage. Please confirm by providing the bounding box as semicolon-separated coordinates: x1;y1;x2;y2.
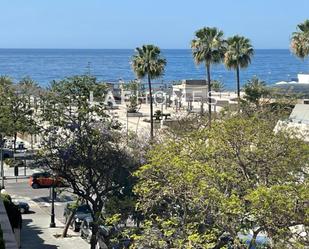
0;194;22;230
0;76;39;150
133;114;309;249
39;76;139;249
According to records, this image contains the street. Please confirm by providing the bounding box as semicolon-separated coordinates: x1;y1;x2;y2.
5;178;73;225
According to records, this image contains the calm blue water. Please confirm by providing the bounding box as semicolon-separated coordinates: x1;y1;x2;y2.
0;49;308;90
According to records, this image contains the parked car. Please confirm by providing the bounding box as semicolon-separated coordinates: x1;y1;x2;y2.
2;148;14;159
80;217;95;243
96;227;132;249
29;172;65;189
63;203;92;232
80;219;115;249
13;200;30;214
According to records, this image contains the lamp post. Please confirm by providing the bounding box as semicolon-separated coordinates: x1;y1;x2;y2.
50;175;56;228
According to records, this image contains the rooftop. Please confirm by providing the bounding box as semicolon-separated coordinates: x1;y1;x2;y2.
289;104;309;124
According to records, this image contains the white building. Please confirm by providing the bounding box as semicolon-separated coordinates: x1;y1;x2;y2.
276;73;309;85
274;103;309;142
172;80;208;103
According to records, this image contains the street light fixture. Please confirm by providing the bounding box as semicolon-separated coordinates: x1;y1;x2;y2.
50;174;56;228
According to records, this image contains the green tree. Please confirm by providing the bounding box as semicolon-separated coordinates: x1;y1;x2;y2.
0;76;35;151
291;20;309;60
191;27;226;126
211;80;225;92
124;80;143;113
133;116;309;249
16;77;42;149
40;76;138;249
224;35;254;99
243;77;269;108
0;76;13;135
131;45;166;140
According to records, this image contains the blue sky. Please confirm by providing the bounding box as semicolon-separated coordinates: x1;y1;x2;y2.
0;0;308;49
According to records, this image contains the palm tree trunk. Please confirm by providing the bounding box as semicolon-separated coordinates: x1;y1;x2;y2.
148;74;154;140
236;65;240;100
206;63;212;127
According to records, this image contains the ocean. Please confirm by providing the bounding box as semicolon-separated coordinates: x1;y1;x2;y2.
0;49;308;90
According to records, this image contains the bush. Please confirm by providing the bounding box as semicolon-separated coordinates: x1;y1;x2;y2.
0;224;5;249
0;194;22;230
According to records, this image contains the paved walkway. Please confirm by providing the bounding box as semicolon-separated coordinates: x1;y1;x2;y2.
2;164;89;248
21;201;89;249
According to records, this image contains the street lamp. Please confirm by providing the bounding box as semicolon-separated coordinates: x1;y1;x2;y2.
50;174;56;228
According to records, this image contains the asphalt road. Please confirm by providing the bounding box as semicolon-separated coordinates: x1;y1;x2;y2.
4;178;74;225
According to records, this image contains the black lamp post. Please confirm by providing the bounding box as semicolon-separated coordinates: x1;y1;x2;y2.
50;175;56;228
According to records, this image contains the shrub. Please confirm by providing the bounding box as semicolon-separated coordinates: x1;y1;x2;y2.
0;194;22;230
0;224;4;249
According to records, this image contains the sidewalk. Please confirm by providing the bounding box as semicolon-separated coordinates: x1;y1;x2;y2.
21;201;89;249
3;164;90;248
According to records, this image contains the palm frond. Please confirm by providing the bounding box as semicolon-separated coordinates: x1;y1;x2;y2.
191;27;226;66
131;45;166;80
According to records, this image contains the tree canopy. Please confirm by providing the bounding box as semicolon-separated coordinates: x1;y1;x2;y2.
291;19;309;60
39;75;139;249
133;115;309;249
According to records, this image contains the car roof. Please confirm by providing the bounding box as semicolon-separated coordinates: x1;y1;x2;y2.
32;172;50;176
83;216;93;222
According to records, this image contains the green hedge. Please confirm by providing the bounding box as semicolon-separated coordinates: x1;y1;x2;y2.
0;224;5;249
0;194;22;229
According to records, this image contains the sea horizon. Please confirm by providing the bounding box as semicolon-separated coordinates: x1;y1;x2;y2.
0;48;295;50
0;48;308;89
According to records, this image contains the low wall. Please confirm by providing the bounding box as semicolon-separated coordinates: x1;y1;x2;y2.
0;200;19;249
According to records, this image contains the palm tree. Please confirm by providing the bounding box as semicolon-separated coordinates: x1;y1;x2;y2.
243;77;269;107
191;27;226;126
291;20;309;60
131;45;166;140
211;80;225;92
224;35;254;99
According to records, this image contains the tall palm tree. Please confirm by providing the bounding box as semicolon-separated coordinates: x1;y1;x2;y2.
131;45;166;140
224;35;254;99
291;19;309;60
191;27;226;126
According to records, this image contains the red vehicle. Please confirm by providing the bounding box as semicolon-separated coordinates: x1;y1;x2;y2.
29;172;65;189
